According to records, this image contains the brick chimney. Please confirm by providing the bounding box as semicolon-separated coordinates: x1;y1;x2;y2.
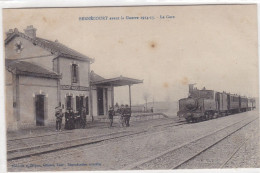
6;29;14;37
24;25;37;38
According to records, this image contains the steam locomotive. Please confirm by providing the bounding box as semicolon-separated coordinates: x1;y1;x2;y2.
177;84;256;123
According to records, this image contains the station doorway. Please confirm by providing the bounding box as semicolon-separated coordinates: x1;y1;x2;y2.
97;88;104;115
66;96;73;110
35;94;45;126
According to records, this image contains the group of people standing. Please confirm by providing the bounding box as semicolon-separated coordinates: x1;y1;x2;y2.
55;104;132;131
55;106;87;131
108;104;131;127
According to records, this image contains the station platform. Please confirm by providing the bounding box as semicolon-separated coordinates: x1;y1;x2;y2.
7;113;168;140
6;113;176;161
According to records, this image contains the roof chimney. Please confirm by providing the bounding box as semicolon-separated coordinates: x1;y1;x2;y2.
6;29;14;37
24;25;37;38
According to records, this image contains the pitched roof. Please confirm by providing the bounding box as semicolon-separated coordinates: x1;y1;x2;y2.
5;59;61;79
90;71;106;82
5;28;93;62
90;71;143;87
91;76;143;87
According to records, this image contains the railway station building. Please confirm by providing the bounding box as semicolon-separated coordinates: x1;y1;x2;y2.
5;25;142;131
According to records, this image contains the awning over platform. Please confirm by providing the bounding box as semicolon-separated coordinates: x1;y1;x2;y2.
90;72;143;112
91;76;143;87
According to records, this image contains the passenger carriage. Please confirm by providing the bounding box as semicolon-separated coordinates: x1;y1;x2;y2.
215;92;229;116
227;94;240;114
239;96;248;112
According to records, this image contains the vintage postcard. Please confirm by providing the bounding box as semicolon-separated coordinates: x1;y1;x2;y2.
2;4;259;172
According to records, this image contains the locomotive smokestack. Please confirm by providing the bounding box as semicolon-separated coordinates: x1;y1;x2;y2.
189;83;196;94
189;84;193;93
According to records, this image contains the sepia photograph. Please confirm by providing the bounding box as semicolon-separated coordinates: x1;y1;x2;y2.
2;4;259;171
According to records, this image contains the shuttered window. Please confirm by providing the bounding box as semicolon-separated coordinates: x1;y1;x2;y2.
71;64;79;83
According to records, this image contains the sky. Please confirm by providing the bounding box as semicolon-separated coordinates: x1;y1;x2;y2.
3;5;258;105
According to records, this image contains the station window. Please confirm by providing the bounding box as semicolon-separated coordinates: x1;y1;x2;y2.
71;64;79;83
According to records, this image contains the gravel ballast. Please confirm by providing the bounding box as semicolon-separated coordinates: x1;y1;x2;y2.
8;111;259;171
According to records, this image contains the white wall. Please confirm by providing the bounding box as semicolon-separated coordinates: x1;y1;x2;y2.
5;70;14;130
59;57;90;87
17;76;58;129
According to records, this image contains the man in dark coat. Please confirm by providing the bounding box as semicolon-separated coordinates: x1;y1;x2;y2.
124;104;131;127
55;106;63;131
81;107;87;128
108;106;115;127
68;109;75;130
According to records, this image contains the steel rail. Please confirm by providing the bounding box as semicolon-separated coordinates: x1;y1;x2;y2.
124;116;257;170
219;138;249;168
7;119;185;153
171;118;257;169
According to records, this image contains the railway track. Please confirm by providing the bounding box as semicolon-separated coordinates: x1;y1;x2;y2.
7;131;74;142
8;119;188;168
124;116;258;170
8;113;257;170
7;119;186;161
219;138;249;168
8;114;255;170
176;117;258;169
